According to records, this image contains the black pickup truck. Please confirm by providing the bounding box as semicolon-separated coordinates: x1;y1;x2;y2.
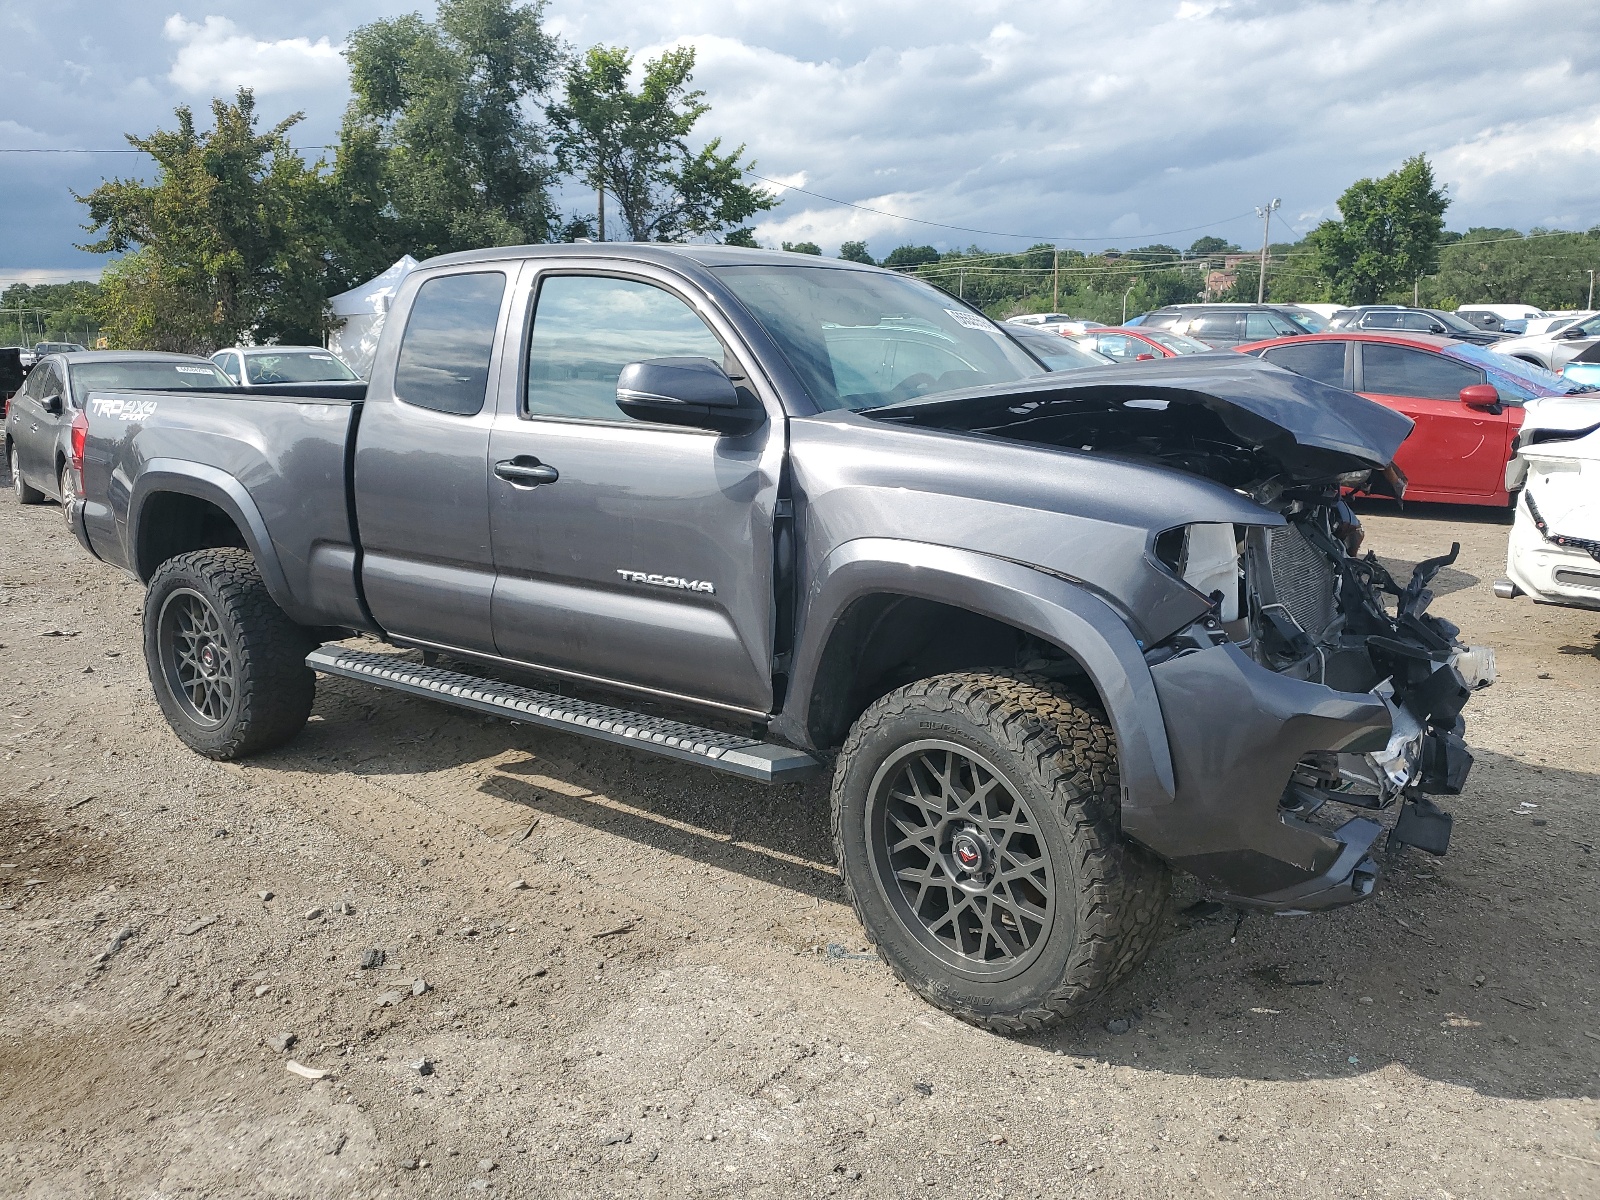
63;245;1494;1032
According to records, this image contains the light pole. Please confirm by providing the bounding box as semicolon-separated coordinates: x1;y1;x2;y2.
1123;284;1136;323
1255;198;1281;304
1589;268;1595;310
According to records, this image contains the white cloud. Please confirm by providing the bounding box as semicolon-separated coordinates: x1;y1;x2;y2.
163;13;345;95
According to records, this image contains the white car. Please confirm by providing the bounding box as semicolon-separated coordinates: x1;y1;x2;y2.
1497;397;1600;610
1522;311;1595;338
1490;311;1600;372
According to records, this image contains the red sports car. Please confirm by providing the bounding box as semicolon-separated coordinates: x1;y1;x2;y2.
1236;331;1594;506
1073;327;1212;362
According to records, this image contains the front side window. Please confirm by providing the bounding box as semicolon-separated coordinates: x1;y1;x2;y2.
394;272;507;416
1244;311;1298;340
1361;344;1481;400
525;276;726;423
712;265;1038;411
1262;341;1347;388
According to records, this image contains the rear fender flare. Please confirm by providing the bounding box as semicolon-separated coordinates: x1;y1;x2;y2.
779;537;1176;807
128;460;295;611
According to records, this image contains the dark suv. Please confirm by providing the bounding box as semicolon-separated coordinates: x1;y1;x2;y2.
1327;306;1508;345
1139;304;1311;348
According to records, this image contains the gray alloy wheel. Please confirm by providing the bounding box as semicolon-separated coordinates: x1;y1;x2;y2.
156;587;239;730
58;460;78;522
10;443;45;505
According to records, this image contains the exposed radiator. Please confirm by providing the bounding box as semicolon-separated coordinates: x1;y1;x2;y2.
1268;523;1339;640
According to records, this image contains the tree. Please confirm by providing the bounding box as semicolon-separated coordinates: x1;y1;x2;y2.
0;281;101;347
882;244;940;269
838;240;874;264
1188;236;1239;257
781;240;821;255
722;227;759;248
1307;154;1450;305
77;89;335;351
1423;227;1600;310
343;0;565;259
548;45;775;243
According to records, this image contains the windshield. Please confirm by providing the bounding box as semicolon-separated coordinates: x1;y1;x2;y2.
1004;327;1113;371
70;360;231;392
712;265;1041;411
1444;344;1597;398
1142;329;1211;354
243;350;358;384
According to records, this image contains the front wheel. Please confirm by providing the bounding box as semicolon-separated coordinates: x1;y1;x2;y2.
831;671;1170;1033
9;443;44;505
143;548;316;759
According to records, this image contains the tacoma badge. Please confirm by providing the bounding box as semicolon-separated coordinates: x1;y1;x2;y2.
616;569;715;594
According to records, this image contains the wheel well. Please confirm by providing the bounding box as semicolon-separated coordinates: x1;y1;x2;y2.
1514;355;1545;367
135;493;249;581
805;594;1101;750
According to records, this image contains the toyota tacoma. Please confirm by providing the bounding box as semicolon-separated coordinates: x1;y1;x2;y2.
61;245;1494;1031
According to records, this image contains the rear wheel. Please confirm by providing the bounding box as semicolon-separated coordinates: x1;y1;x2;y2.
58;460;78;522
143;548;316;759
831;671;1170;1033
9;443;44;505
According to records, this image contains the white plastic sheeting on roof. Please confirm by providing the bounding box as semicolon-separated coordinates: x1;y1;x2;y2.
326;256;419;377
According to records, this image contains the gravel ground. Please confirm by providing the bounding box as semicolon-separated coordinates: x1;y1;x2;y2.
1;473;1597;1199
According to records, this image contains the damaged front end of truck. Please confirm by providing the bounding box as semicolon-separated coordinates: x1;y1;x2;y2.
875;356;1496;910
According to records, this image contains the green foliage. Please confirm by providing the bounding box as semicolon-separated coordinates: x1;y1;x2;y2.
781;241;821;255
837;240;874;265
0;281;101;347
548;44;775;243
76;89;336;351
1188;236;1239;257
722;227;759;248
1307;154;1450;305
1421;227;1600;310
344;0;565;258
882;245;941;269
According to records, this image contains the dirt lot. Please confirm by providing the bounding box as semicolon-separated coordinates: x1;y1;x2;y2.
1;475;1597;1199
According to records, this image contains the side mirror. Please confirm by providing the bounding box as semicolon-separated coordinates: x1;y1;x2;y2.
1559;325;1588;340
1459;383;1501;411
41;392;63;415
616;357;764;435
1135;353;1157;361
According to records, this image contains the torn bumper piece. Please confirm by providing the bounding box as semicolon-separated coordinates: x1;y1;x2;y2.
1130;642;1469;912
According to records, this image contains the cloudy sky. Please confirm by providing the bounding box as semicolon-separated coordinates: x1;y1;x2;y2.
2;0;1598;286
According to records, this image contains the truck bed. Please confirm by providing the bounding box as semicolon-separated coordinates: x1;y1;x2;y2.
80;387;369;630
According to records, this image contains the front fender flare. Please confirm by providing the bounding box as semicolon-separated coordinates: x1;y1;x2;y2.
128;460;296;614
778;537;1176;807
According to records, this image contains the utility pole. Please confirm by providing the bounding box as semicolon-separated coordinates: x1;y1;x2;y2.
1589;268;1595;310
1414;276;1420;307
597;186;605;242
1123;284;1135;324
958;267;964;299
1052;248;1060;312
1255;198;1280;304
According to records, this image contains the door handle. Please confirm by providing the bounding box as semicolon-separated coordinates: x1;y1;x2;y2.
494;458;559;487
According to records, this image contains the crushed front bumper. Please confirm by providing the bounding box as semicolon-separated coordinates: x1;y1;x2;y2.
1126;642;1479;912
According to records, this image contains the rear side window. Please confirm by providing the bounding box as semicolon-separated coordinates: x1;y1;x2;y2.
1188;313;1241;341
394;272;507;416
1262;341;1347;388
1244;311;1299;340
1361;344;1482;401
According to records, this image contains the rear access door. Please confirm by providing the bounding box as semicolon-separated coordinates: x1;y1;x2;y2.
1354;341;1516;503
484;259;786;717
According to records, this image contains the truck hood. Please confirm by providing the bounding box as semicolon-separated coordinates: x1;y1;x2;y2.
868;355;1414;484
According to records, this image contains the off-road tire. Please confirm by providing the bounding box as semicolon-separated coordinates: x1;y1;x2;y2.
143;548;317;759
9;444;44;505
831;671;1170;1033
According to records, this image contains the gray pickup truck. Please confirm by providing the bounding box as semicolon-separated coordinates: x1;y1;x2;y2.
67;245;1494;1032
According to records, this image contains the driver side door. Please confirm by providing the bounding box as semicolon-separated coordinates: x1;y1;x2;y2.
486;263;785;716
13;361;62;487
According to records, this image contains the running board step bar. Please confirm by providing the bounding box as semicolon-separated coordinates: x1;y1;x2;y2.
305;646;821;784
